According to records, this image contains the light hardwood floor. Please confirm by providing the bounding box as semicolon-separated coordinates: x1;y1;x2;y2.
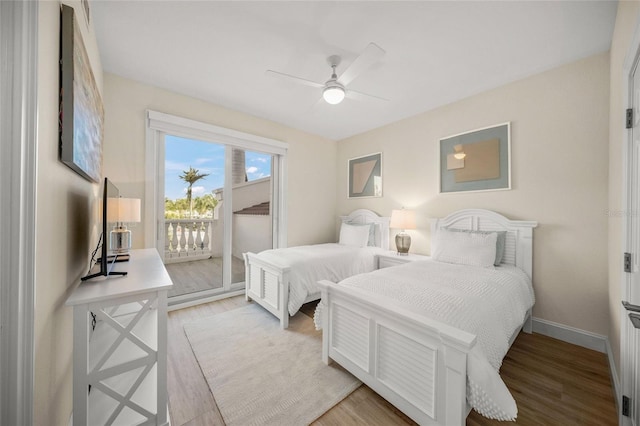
168;296;618;426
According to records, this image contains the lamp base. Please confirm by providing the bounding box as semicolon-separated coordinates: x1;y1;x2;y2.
395;232;411;255
110;226;132;254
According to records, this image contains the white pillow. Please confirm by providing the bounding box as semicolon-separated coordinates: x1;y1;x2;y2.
445;228;507;266
432;228;497;268
339;223;371;247
344;221;377;247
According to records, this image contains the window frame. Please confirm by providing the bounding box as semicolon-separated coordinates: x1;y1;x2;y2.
145;110;288;301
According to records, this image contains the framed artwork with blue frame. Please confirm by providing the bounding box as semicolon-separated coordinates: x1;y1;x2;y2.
439;123;511;193
348;152;382;198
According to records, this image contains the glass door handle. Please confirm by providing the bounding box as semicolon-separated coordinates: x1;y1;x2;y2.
623;300;640;312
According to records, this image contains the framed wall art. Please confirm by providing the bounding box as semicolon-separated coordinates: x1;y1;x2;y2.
348;152;382;198
59;4;104;183
439;122;511;193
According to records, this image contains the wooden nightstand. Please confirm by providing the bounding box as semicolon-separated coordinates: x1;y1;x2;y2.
376;251;430;269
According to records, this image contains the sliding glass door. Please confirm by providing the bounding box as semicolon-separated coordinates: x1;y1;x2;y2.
229;148;274;289
146;110;287;308
162;135;226;300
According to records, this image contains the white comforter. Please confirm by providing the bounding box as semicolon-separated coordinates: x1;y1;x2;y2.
315;259;534;421
254;243;383;316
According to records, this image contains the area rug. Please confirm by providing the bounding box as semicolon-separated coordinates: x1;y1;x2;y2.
183;304;361;426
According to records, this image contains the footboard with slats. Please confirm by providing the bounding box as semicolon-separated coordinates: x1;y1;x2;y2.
317;280;475;425
244;252;291;328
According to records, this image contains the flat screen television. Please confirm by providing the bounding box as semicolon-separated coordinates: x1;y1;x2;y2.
81;177;128;281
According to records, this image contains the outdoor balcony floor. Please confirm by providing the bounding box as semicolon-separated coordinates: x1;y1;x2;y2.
165;255;245;298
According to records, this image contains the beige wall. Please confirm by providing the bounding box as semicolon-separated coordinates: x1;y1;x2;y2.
337;53;610;336
31;3;625;422
33;9;336;422
608;0;640;385
102;73;338;248
34;2;104;425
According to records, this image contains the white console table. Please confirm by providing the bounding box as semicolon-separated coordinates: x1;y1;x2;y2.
66;249;173;426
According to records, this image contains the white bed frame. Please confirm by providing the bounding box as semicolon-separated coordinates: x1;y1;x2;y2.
243;209;390;329
316;209;537;425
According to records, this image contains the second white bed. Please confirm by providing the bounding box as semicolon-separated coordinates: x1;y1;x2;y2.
253;243;383;317
244;209;390;328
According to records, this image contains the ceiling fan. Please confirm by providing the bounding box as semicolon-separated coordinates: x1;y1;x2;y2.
266;42;388;105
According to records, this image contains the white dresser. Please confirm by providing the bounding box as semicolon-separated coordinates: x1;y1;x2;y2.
66;249;173;426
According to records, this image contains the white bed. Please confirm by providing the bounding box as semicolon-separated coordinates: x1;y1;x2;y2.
243;209;390;328
315;209;537;425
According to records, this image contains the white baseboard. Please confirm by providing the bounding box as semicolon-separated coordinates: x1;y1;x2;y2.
532;317;608;352
604;338;622;417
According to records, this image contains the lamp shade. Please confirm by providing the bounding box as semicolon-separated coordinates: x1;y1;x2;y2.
118;198;141;223
107;197;141;223
390;209;416;230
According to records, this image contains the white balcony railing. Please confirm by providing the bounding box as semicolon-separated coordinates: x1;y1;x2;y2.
164;219;214;263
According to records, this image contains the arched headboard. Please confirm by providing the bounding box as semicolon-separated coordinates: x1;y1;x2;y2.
431;209;538;278
339;209;390;251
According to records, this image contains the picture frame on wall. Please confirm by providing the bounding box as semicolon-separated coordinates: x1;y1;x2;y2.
348;152;382;198
439;122;511;193
59;4;104;183
81;0;90;26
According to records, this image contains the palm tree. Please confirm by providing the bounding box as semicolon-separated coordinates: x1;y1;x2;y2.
179;166;210;218
164;197;176;219
193;194;218;218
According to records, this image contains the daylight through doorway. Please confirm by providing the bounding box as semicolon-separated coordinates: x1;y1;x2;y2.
162;135;273;302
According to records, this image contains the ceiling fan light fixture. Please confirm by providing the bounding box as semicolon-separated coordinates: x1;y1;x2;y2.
323;85;345;105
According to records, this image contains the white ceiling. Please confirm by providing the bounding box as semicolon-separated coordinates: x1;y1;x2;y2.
92;1;617;141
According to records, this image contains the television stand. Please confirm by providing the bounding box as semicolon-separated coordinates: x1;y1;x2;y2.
97;253;130;263
80;269;127;281
67;249;173;425
81;253;130;281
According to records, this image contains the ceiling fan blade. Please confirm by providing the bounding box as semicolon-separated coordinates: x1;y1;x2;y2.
347;88;389;102
265;70;324;89
337;42;385;87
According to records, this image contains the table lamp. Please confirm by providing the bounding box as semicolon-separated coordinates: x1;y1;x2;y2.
390;208;416;255
108;197;141;255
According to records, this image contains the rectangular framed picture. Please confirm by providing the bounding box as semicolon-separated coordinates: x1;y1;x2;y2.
59;4;104;183
439;122;511;193
348;152;382;198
